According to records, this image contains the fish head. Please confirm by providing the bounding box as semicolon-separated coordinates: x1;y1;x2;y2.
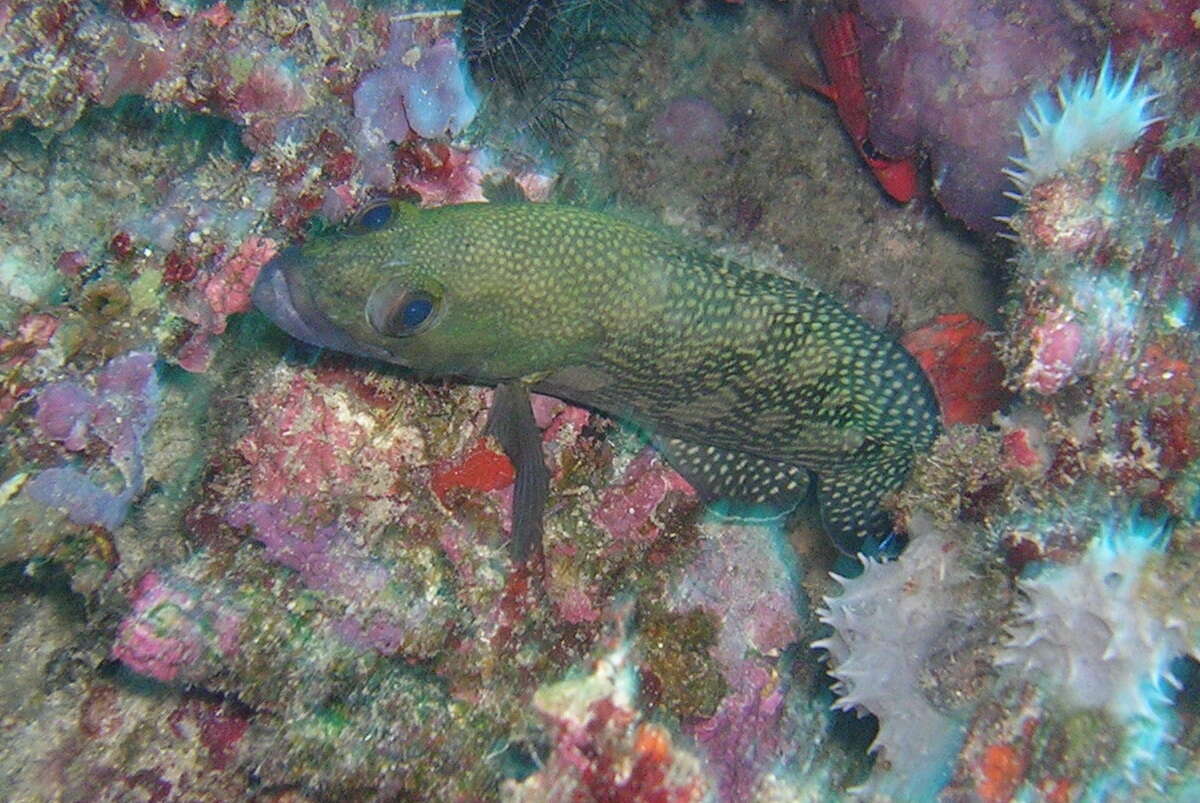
253;200;606;382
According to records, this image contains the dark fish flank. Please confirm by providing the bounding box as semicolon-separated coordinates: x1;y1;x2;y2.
253;201;942;554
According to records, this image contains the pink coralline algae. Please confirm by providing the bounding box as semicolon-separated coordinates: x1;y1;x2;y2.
176;236;277;372
690;662;787;801
0;312;58;416
670;522;803;669
228;499;390;601
202;236;276;322
227;498;454;657
105;549;501;798
506;645;709;802
1103;0;1200;51
532;393;592;463
393;140;487;206
665;521;804;795
235;364;421;504
0;0;500;351
10;0;317;134
1020;310;1085;396
42;679;255;801
998;407;1054;477
593;449;695;542
550;580;604;625
112;570;243;683
167;697;250;772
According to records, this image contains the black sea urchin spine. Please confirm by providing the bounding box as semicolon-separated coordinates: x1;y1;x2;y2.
462;0;556;95
460;0;654;142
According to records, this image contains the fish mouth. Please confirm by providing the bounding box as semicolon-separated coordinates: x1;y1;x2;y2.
253;246;393;362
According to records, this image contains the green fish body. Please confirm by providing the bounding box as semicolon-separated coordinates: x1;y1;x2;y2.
253;202;941;556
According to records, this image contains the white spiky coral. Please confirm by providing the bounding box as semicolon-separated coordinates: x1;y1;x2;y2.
813;520;971;796
1001;514;1188;722
1005;50;1160;197
1000;513;1192;783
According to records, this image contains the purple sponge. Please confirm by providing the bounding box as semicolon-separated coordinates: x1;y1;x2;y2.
856;0;1100;231
26;350;159;530
353;20;478;143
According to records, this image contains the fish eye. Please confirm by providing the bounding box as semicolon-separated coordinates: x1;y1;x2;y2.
366;283;440;337
351;200;395;233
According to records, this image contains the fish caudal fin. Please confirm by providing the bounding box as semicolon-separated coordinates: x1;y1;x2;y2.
817;450;913;555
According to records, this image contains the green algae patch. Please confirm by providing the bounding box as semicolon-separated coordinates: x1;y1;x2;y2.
639;606;727;719
129;268;162;316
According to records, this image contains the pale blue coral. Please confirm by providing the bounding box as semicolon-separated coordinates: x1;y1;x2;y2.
1005;50;1160;196
1001;511;1189;790
813;519;972;799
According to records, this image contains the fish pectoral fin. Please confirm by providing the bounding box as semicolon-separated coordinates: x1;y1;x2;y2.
816;450;914;556
487;382;549;565
654;436;810;512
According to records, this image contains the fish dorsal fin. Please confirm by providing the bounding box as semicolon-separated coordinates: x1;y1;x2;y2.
654;435;811;512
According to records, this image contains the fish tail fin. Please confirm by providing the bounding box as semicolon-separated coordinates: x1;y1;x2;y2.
817;450;914;555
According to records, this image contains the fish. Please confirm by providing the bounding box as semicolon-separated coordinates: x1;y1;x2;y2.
252;200;941;560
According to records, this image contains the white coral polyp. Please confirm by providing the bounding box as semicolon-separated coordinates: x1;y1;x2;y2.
1005;50;1160;197
813;522;969;792
1000;515;1188;724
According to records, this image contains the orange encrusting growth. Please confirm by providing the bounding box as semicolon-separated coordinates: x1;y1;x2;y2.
976;743;1026;803
903;313;1007;427
431;439;516;502
809;11;919;202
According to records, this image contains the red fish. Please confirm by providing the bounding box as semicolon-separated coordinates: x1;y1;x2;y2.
807;11;918;203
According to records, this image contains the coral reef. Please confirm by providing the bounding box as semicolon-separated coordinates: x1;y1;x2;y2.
504;640;710;802
669;519;807;799
813;39;1200;801
2;1;1200;801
